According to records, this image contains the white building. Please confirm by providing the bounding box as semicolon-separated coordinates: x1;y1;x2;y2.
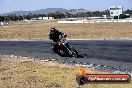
109;6;123;18
48;17;54;20
38;17;54;20
103;15;108;19
0;22;4;26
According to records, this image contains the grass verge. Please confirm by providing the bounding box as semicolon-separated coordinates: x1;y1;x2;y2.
0;57;131;88
0;21;132;40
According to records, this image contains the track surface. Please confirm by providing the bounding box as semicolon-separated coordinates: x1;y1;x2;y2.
0;40;132;71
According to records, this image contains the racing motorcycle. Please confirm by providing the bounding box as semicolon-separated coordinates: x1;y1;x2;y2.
51;39;79;58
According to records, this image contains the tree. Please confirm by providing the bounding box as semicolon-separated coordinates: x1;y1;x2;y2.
11;14;18;21
124;9;132;16
48;13;55;17
18;15;23;21
48;12;65;19
119;14;130;19
113;16;118;19
0;16;5;22
65;12;72;18
25;15;31;20
38;14;46;17
104;9;110;16
85;12;92;17
4;14;18;21
77;12;85;18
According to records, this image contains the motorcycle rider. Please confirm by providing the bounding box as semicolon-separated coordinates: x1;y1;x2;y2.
49;28;67;42
49;28;67;53
49;28;78;57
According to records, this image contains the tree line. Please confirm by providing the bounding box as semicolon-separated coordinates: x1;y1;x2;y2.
0;9;132;22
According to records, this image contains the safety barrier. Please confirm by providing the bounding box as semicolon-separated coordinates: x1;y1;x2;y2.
58;19;132;24
96;19;132;23
58;20;96;24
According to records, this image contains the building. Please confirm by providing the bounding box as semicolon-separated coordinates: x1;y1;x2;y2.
109;6;123;18
103;15;108;19
38;17;54;20
0;22;3;26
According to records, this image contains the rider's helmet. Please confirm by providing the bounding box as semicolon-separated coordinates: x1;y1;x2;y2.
50;28;56;33
50;28;58;34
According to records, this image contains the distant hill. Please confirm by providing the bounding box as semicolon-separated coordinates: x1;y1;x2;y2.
0;8;91;16
68;9;90;14
1;8;68;16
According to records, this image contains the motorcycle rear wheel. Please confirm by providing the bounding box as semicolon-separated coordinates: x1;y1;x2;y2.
68;46;78;58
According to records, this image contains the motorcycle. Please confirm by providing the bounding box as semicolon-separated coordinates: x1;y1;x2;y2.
51;39;79;58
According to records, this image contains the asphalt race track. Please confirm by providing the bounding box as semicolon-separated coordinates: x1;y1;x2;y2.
0;40;132;73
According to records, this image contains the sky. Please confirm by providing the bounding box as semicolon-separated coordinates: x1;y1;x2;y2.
0;0;132;14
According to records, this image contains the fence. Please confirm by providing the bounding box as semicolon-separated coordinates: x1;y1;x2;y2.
58;19;132;24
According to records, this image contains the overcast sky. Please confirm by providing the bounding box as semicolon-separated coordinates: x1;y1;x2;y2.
0;0;132;14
